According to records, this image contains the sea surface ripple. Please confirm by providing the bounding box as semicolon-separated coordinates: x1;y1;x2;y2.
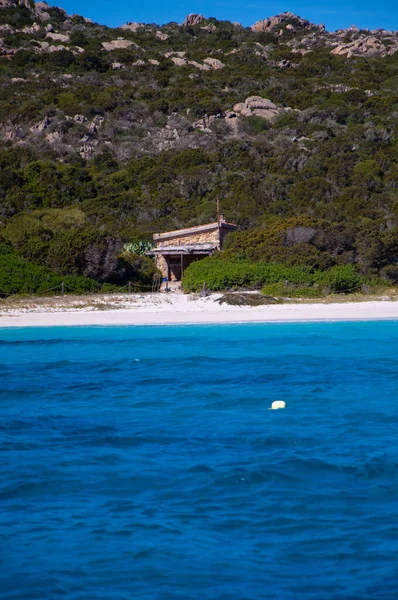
1;322;398;599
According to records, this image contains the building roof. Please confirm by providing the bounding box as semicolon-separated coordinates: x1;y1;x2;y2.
153;220;237;242
147;243;217;256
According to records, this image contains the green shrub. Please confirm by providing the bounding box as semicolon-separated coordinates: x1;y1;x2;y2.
0;6;33;28
168;148;210;170
0;243;13;256
118;252;161;288
242;116;270;134
182;257;314;292
218;292;283;305
313;265;362;293
0;254;97;297
123;241;154;255
183;257;365;294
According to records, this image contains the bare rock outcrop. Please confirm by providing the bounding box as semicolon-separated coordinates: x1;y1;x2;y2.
201;23;216;33
233;96;284;120
192;114;220;133
102;39;138;51
79;141;95;159
182;14;205;27
47;44;69;53
30;115;51;133
0;24;15;35
224;110;240;134
0;40;16;58
171;56;187;66
190;96;290;135
0;0;31;7
203;57;225;70
165;51;187;66
22;23;41;34
34;2;51;22
159;124;180;139
46;32;70;42
165;51;186;58
167;53;225;70
45;131;62;143
331;35;398;57
155;30;169;41
121;22;144;32
252;12;313;33
33;40;80;54
1;123;22;141
188;60;211;71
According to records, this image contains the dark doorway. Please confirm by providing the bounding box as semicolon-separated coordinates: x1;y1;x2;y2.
168;256;182;281
167;254;206;281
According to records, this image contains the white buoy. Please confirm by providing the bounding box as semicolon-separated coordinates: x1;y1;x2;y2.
269;400;286;410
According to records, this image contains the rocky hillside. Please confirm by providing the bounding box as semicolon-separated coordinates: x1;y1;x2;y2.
0;1;398;293
1;2;398;161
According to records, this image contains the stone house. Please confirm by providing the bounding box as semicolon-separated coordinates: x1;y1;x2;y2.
147;217;237;282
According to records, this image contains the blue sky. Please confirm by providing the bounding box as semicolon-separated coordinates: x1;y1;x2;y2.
52;0;398;31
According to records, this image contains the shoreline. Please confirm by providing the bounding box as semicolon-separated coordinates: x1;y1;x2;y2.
1;294;398;327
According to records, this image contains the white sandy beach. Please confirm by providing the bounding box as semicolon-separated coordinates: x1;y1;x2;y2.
1;293;398;327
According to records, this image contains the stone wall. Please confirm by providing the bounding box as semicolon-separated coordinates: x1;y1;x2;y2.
156;254;169;279
158;229;221;247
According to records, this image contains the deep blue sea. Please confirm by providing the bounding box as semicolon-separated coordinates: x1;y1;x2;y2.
1;322;398;600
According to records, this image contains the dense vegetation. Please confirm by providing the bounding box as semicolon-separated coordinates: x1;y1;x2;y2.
183;217;397;294
1;3;398;295
0;245;96;296
182;256;371;296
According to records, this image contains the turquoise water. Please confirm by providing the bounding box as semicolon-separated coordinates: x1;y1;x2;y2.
1;322;398;599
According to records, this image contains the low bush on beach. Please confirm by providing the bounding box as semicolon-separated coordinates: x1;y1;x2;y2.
0;253;97;297
182;257;315;292
0;251;160;297
312;265;363;293
182;257;368;296
217;293;283;306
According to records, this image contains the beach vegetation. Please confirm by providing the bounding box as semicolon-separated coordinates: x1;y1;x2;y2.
217;293;283;306
182;256;369;296
0;252;96;296
261;283;324;298
182;258;311;292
